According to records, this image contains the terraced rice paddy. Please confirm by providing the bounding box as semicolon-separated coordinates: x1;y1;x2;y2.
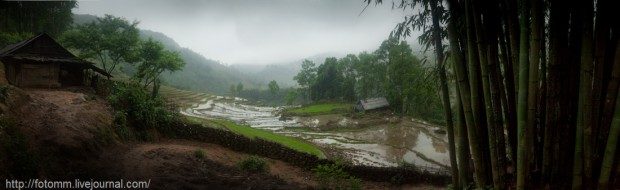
159;86;211;108
161;86;450;174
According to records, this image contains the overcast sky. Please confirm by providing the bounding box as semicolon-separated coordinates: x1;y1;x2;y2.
74;0;419;65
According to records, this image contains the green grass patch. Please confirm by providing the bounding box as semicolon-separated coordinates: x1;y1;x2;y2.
185;116;325;158
184;116;225;130
210;119;326;158
194;149;205;159
238;156;268;173
284;102;353;116
313;163;362;190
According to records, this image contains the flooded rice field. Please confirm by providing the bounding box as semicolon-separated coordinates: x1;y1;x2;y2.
181;96;450;173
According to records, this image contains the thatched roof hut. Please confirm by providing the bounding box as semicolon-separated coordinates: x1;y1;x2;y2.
0;33;110;88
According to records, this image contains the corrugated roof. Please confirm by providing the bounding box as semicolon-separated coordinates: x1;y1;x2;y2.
358;97;389;111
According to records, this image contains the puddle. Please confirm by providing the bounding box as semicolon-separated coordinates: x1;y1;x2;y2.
182;97;450;172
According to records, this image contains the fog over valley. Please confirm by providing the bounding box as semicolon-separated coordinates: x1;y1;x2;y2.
74;0;418;65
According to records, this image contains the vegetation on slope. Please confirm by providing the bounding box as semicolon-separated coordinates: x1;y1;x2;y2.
283;102;353;116
187;116;325;158
292;39;445;125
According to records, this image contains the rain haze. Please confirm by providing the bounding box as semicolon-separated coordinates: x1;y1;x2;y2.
74;0;416;65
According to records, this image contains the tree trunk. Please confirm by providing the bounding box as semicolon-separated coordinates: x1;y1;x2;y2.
527;0;543;181
429;0;460;188
597;81;620;190
516;0;530;189
454;72;473;188
573;0;594;188
499;23;519;165
472;2;502;188
543;1;570;187
463;0;490;186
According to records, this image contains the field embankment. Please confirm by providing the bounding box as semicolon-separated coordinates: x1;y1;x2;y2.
282;102;353;117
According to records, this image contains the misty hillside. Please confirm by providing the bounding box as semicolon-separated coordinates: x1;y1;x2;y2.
231;52;344;88
72;14;358;92
72;14;257;94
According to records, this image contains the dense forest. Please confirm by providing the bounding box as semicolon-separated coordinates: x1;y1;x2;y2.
364;0;620;189
293;38;445;124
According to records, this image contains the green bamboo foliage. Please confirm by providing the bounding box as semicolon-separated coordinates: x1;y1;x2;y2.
372;0;619;188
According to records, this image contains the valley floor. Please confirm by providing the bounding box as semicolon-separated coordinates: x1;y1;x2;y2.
1;88;443;189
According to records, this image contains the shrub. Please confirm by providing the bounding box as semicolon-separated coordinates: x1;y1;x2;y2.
108;82;178;134
313;163;362;190
194;149;205;159
1;116;39;178
0;85;8;102
113;111;131;140
238;156;268;173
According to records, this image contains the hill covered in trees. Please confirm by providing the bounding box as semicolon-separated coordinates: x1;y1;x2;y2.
73;14;262;94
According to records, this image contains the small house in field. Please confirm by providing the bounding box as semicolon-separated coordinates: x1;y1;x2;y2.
0;33;110;88
355;97;389;112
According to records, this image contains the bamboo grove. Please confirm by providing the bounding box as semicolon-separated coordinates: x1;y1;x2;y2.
367;0;619;189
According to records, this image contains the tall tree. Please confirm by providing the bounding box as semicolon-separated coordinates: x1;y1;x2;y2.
134;38;185;96
293;60;317;102
236;82;244;94
268;80;280;96
62;15;141;76
0;1;76;37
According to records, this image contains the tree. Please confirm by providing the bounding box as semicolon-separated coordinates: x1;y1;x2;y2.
354;52;383;99
62;15;141;76
311;57;343;101
268;80;280;96
285;90;298;105
0;1;76;37
294;59;317;101
236;82;244;94
230;85;236;97
134;38;185;96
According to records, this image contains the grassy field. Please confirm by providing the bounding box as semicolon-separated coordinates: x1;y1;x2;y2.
160;86;325;158
186;116;325;158
283;102;353;116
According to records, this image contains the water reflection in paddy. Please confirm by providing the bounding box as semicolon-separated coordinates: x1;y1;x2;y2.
182;99;450;172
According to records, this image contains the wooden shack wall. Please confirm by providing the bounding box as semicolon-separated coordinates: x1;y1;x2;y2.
16;62;61;88
0;60;8;85
59;65;84;86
